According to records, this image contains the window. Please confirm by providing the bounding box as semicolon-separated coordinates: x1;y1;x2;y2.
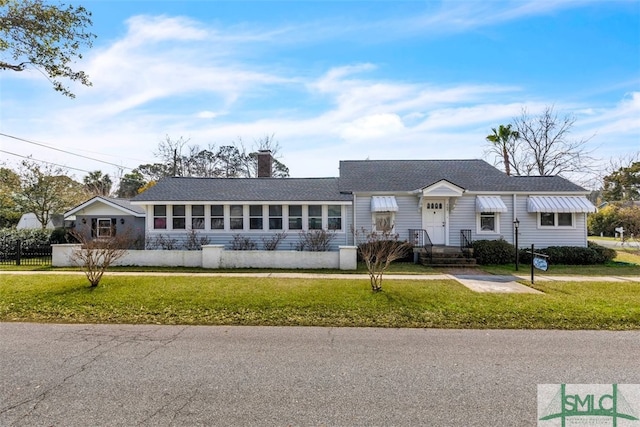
269;205;283;230
539;212;573;228
540;212;555;227
250;205;263;230
192;205;205;229
211;205;224;230
97;218;115;237
558;213;573;227
153;205;166;229
477;212;499;234
288;205;302;230
230;205;244;230
327;205;342;230
173;205;186;229
308;205;322;230
374;213;393;232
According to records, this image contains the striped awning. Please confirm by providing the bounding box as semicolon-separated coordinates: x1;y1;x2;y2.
476;196;508;213
527;196;596;213
371;196;399;212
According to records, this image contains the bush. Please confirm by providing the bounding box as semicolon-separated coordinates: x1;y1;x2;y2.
295;230;335;252
518;242;615;265
587;241;616;263
230;234;257;250
472;239;515;265
49;227;70;244
0;228;53;256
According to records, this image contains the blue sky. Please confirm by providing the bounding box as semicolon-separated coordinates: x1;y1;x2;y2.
1;0;638;183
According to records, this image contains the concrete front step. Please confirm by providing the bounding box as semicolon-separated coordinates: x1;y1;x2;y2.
417;246;476;266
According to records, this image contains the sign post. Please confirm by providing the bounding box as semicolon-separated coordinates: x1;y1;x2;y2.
527;244;549;285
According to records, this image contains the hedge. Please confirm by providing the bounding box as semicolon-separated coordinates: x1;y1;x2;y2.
518;242;615;265
472;239;515;265
472;239;616;265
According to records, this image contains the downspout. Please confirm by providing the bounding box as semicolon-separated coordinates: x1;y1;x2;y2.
352;193;356;245
512;194;517;245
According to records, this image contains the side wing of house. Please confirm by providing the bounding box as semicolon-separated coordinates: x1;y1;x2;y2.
137;201;353;250
65;197;146;245
131;177;354;251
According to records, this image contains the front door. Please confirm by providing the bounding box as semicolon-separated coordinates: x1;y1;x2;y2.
422;199;446;245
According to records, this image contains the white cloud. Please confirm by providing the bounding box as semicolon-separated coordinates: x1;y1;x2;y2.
196;111;220;119
340;113;406;140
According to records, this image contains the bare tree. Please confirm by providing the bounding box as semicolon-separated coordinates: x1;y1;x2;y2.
69;229;132;287
354;227;412;292
510;106;595;177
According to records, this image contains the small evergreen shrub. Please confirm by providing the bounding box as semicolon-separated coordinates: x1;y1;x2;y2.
588;241;616;263
518;243;615;265
472;239;515;265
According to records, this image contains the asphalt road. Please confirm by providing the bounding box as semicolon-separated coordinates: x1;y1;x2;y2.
1;324;638;427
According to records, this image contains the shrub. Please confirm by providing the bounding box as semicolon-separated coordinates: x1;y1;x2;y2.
518;243;615;265
0;228;53;257
49;227;70;244
296;230;335;252
472;239;515;265
184;229;211;250
262;232;287;250
587;241;616;263
230;234;257;250
145;234;179;250
354;227;412;292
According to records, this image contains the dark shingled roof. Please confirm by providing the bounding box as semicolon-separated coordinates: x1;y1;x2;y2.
338;159;586;192
103;197;146;215
131;160;588;203
132;177;352;202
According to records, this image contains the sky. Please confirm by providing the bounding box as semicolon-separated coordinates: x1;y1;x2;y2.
1;0;639;186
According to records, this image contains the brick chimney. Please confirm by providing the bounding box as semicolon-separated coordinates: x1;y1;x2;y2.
257;150;272;178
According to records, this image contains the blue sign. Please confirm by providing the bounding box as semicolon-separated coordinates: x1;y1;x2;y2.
533;257;548;271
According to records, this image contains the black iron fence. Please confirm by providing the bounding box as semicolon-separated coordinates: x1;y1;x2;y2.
0;239;52;266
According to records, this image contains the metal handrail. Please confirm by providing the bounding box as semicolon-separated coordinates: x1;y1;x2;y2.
409;229;433;261
460;229;473;258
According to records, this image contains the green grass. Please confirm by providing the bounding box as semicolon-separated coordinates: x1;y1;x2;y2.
0;262;440;274
1;274;639;329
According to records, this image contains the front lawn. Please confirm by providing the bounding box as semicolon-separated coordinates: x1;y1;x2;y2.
1;274;639;330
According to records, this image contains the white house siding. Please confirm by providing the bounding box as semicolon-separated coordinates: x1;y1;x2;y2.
513;196;588;248
449;195;514;247
354;194;422;243
143;203;352;251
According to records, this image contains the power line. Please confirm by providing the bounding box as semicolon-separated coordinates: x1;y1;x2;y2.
0;149;94;173
0;132;136;170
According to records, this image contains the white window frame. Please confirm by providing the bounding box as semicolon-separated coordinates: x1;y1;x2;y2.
191;204;205;230
210;204;225;231
97;218;114;238
172;205;186;230
152;205;167;230
537;212;575;229
372;212;395;233
476;212;500;234
327;205;343;231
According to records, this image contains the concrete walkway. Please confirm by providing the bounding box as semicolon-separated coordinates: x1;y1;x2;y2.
3;270;639;293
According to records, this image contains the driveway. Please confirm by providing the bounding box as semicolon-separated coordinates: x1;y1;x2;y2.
1;323;638;426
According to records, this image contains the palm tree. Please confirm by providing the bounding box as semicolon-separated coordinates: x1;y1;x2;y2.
486;124;519;176
83;170;112;196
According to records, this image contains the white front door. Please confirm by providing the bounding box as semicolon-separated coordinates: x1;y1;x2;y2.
422;199;446;245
